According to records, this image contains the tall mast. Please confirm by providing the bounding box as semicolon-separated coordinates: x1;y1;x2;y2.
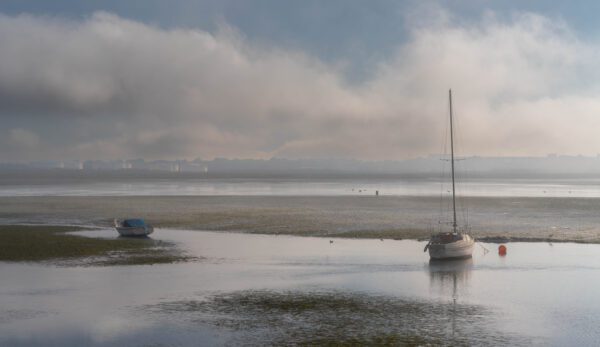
449;89;457;233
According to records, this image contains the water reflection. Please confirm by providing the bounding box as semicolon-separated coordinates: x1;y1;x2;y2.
428;258;473;338
428;258;473;290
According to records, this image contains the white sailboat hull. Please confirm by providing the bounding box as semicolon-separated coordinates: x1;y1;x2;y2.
428;234;474;260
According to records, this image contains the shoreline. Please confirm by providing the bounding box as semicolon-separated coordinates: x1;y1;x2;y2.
4;222;596;246
190;227;600;245
2;195;600;246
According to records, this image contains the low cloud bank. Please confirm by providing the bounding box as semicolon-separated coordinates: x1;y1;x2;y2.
1;10;599;160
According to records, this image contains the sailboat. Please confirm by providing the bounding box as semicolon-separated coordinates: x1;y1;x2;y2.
424;90;475;260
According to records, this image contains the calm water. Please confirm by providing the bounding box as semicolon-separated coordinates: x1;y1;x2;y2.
2;229;600;345
2;177;600;197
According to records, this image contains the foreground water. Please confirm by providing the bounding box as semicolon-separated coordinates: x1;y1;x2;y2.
1;229;600;346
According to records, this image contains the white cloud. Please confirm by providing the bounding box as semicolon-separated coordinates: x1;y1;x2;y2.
0;10;599;160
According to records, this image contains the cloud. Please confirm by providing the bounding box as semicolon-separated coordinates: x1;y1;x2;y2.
6;128;40;148
0;9;599;161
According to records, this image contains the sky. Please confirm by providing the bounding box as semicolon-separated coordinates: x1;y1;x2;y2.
2;0;600;161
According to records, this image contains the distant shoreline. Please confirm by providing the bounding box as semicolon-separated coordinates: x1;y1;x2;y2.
6;168;600;181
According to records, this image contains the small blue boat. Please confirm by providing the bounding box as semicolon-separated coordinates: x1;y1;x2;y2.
114;218;154;237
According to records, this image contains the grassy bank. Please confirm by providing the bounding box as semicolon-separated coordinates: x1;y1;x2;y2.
0;225;194;266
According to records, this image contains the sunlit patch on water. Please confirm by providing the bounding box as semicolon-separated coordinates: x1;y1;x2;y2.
145;290;534;346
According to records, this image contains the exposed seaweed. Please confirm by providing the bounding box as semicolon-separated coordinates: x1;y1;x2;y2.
0;225;196;266
145;290;533;346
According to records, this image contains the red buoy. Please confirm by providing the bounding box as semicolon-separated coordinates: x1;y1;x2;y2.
499;244;507;256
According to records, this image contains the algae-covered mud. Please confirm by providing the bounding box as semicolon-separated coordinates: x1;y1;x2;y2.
0;225;194;266
2;195;600;243
145;290;527;346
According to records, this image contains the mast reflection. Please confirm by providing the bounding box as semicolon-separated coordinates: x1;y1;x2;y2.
428;258;473;337
428;258;473;290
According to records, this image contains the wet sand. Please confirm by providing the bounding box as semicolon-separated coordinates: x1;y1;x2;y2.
2;195;600;243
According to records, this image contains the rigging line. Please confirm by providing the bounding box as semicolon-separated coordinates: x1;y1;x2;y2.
455;140;467;227
438;92;450;233
477;242;489;254
449;89;457;233
444;94;452;229
455;111;469;229
450;92;469;230
462;158;470;228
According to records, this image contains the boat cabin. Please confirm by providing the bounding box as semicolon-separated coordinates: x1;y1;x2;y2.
121;219;147;227
431;232;464;244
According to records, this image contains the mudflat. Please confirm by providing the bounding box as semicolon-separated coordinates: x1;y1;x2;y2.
2;195;599;242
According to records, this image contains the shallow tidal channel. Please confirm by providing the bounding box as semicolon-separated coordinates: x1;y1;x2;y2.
1;228;600;346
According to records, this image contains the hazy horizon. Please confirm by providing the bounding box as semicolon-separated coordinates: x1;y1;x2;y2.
6;155;600;180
